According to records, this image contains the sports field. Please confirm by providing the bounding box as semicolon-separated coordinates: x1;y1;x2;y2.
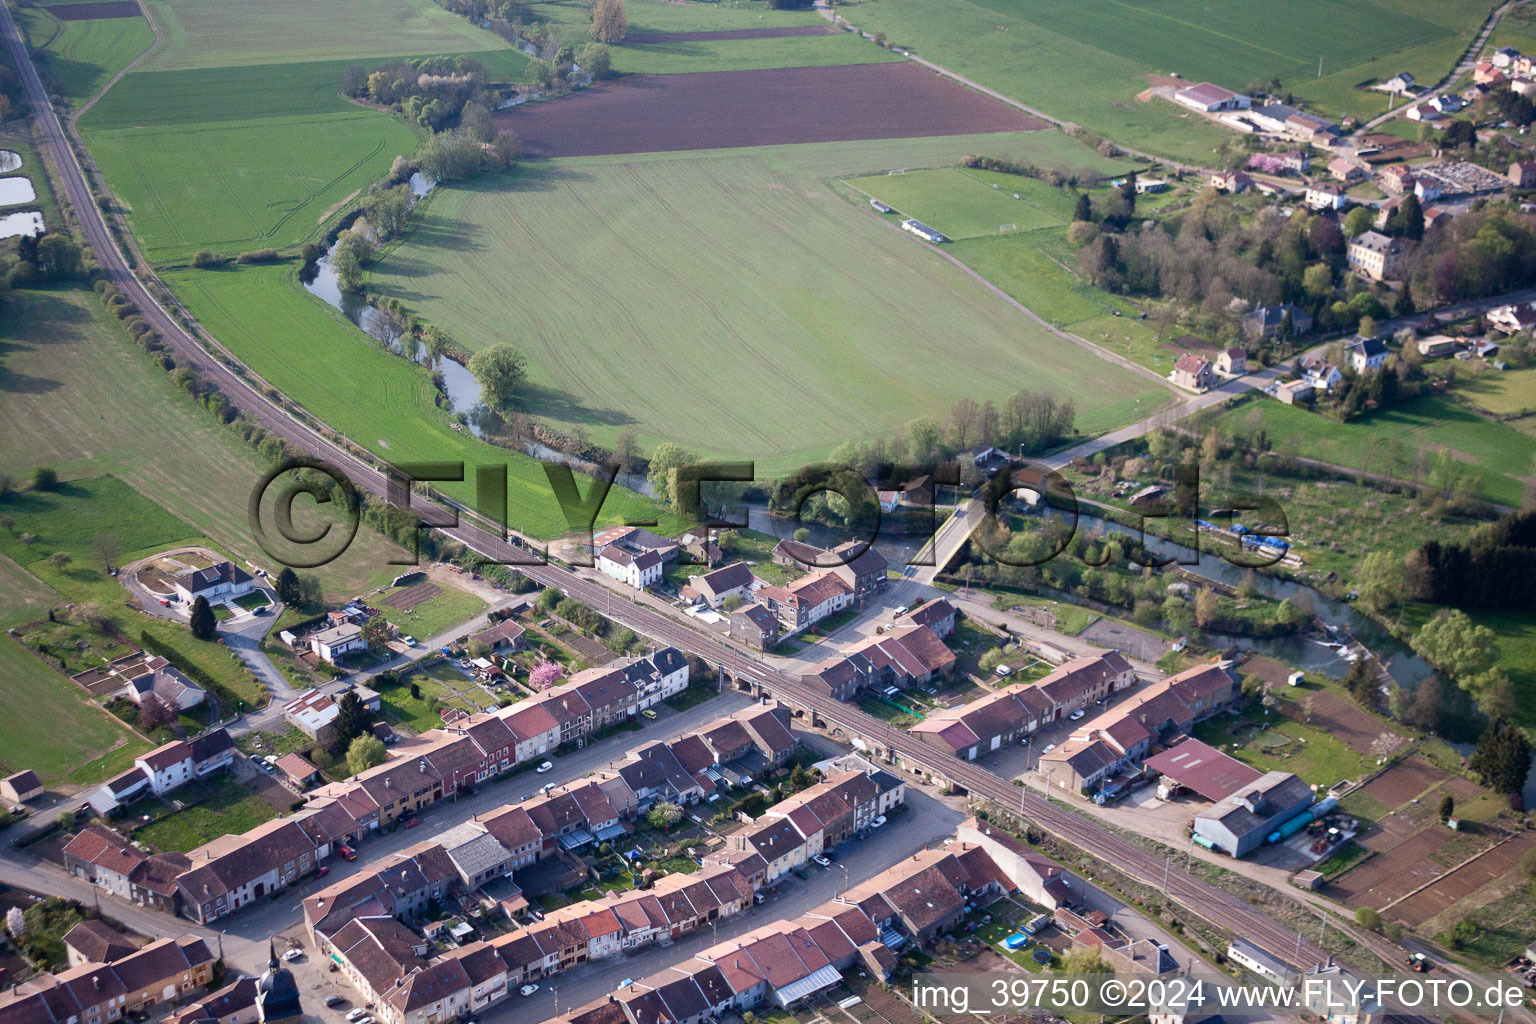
1214;397;1536;508
138;0;509;70
844;167;1078;239
0;287;403;599
14;2;154;105
83;110;419;263
161;263;683;538
848;162;1187;377
366;134;1161;473
843;0;1495;163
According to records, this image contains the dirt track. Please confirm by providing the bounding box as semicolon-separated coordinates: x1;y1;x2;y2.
495;63;1046;158
625;25;837;43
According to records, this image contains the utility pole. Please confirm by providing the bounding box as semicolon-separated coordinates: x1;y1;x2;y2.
1163;854;1170;894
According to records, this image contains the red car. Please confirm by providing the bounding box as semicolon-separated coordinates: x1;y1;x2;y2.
402;816;420;829
314;866;330;879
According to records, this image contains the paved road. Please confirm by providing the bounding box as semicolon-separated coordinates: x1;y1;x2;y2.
1360;0;1516;132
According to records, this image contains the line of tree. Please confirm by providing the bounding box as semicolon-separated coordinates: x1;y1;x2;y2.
1407;509;1536;610
962;153;1110;190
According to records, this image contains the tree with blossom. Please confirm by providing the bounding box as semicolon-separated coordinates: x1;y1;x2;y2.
529;659;563;691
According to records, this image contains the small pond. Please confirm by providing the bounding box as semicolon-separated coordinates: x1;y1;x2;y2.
0;176;36;206
0;150;20;174
0;211;43;239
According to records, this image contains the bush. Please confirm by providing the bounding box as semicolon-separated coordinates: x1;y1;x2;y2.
1355;906;1380;931
189;250;230;269
235;248;281;265
31;466;58;491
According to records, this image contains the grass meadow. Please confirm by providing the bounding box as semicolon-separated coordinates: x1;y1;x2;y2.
366;134;1159;473
0;637;150;787
138;0;510;71
15;4;154;106
612;32;902;76
84;111;420;264
841;0;1494;163
844;168;1075;238
160;263;682;538
379;585;486;640
1213;396;1536;508
0;287;405;597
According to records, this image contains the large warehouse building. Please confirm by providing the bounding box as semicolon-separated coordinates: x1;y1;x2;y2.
1192;770;1314;857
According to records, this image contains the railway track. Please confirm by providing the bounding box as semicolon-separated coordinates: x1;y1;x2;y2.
1;0;1326;974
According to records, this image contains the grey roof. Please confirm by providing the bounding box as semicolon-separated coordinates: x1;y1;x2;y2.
1348;335;1389;357
1199;771;1313;838
437;823;512;878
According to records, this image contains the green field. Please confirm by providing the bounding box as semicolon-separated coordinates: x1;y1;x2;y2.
160;262;682;538
15;4;154;106
0;475;198;565
846;161;1190;377
84;111;419;263
0;637;150;787
1214;396;1536;508
840;0;1494;163
512;0;890;77
845;168;1077;239
135;775;277;851
366;134;1160;473
0;287;404;599
82;51;530;129
380;585;486;639
1459;367;1536;417
139;0;509;71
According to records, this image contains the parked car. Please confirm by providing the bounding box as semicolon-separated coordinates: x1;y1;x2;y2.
617;979;634;990
324;994;345;1007
995;665;1012;676
812;854;831;867
536;761;554;774
337;843;357;861
314;865;330;879
540;782;556;794
281;948;303;962
1041;744;1056;755
641;709;658;720
400;635;416;646
347;1010;370;1023
1069;709;1085;721
871;815;887;828
520;984;540;997
402;816;420;829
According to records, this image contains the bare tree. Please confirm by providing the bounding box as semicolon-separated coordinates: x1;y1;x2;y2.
91;531;118;572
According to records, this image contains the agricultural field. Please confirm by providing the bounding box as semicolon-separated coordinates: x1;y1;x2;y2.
1212;396;1536;508
366;134;1162;473
609;31;902;76
14;2;154;106
160;262;682;538
0;286;402;599
840;0;1494;163
509;0;898;76
83;111;419;264
0;637;150;788
137;0;509;71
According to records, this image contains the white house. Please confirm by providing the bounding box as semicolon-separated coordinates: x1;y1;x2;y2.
1173;82;1250;113
172;561;254;604
1429;93;1463;113
1300;356;1344;391
1492;47;1520;68
135;741;196;796
597;544;662;589
1345;336;1389;373
1382;72;1415;92
1405;103;1439;122
310;622;366;664
1304;183;1346;211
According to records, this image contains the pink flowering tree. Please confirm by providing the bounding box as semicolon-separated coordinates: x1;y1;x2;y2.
528;659;564;691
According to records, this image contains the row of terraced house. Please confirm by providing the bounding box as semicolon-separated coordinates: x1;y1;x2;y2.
65;648;727;925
